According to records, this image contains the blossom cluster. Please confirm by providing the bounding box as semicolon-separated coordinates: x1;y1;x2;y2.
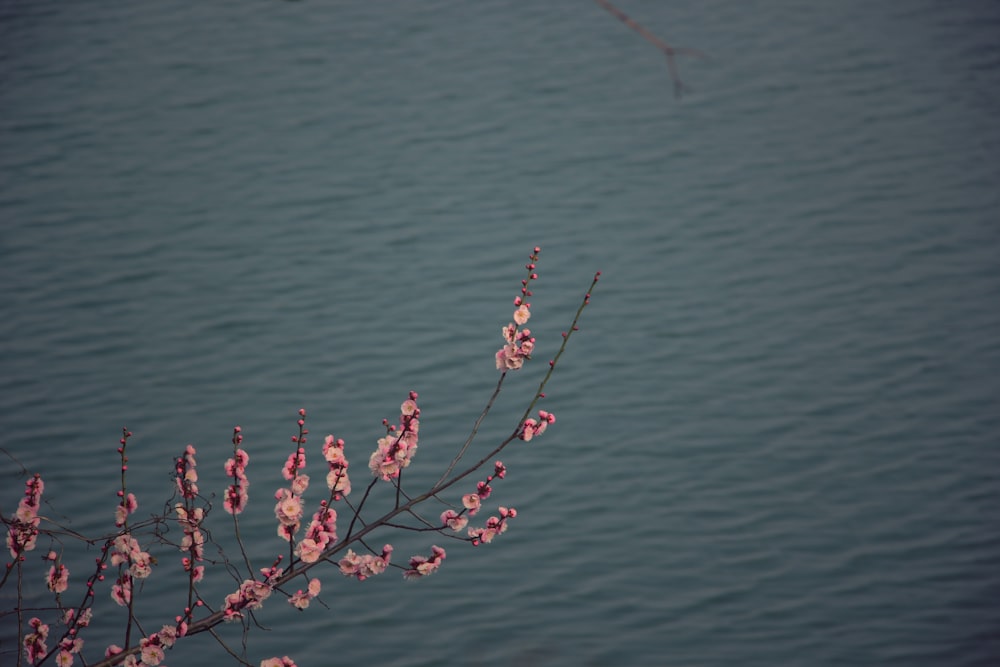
518;410;556;442
468;506;517;546
288;577;322;610
175;504;206;583
224;426;250;515
403;545;446;579
339;544;393;581
45;550;69;593
3;246;596;667
110;533;154;606
453;461;517;546
222;571;277;622
495;247;541;371
115;492;138;528
295;502;337;564
6;473;43;559
322;434;351;498
105;623;178;667
23;616;49;663
458;460;507;519
174;445;199;499
368;392;420;481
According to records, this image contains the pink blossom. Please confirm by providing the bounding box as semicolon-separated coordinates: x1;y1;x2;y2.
462;494;481;515
513;304;531;325
289;473;309;496
282;449;306;481
273;489;303;529
55;649;74;667
404;545;446;579
157;625;178;648
23;617;49;662
369;398;420;480
223;579;273;621
7;475;43;558
440;509;468;532
296;538;323;564
46;563;69;593
140;641;165;666
224;446;250;515
339;545;393;580
468;507;516;546
260;658;298;667
288;578;320;610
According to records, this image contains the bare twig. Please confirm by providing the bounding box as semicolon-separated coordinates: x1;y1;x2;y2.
594;0;706;98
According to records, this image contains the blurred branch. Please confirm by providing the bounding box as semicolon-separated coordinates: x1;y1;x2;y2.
594;0;706;98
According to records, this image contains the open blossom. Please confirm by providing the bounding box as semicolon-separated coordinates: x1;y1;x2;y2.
513;303;531;325
404;545;446;579
461;493;481;516
273;488;303;535
440;509;468;532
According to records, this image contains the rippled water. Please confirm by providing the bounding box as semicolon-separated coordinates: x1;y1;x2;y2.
2;1;999;665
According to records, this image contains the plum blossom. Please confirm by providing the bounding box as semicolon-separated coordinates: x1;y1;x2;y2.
261;658;298;667
23;617;49;663
46;562;69;593
468;506;517;546
369;393;420;481
114;492;138;527
223;578;273;621
7;474;43;559
519;410;556;442
403;545;446;579
288;578;322;609
322;435;351;497
440;509;468;532
224;427;250;515
273;488;304;539
339;545;393;581
461;493;481;516
296;503;337;563
175;445;199;498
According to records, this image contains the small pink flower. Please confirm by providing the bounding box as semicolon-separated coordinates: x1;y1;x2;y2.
440;509;468;532
296;538;323;564
461;494;481;515
513;304;531;325
46;563;69;593
140;642;165;665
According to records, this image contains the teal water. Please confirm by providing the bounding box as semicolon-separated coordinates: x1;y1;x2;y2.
2;1;999;665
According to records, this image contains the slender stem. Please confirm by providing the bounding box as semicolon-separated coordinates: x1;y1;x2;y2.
434;373;507;486
593;0;706;97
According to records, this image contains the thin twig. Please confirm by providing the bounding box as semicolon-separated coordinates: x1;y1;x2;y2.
594;0;706;98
